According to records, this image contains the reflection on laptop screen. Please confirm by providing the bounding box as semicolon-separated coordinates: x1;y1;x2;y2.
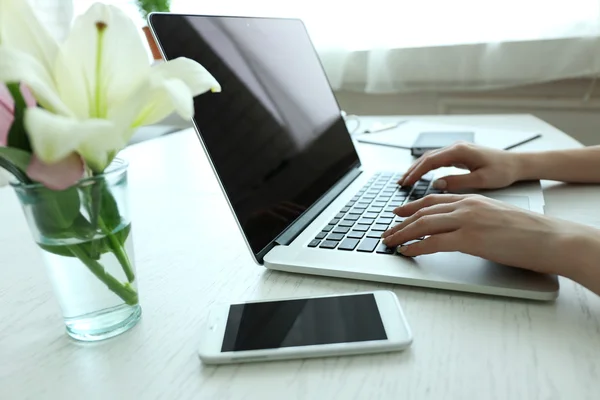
151;15;360;256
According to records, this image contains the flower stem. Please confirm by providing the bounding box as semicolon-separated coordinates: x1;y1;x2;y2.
98;217;135;283
67;244;138;306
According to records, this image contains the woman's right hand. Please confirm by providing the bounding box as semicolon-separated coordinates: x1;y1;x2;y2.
399;142;525;191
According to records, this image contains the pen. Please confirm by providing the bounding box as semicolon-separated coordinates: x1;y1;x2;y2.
503;134;542;150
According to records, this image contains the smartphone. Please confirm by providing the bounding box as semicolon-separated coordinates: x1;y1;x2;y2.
198;291;413;364
411;131;475;157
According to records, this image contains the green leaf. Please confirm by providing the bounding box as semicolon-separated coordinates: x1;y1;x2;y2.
0;147;33;184
38;242;75;258
0;146;31;170
100;182;122;232
6;83;32;153
37;223;131;260
29;186;82;236
115;223;131;245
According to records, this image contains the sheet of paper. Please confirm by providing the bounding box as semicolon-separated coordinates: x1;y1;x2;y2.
355;120;541;150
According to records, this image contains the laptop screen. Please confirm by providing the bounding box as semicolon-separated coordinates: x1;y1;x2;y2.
150;15;360;257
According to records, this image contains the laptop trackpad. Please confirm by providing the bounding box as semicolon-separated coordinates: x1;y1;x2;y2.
482;194;530;210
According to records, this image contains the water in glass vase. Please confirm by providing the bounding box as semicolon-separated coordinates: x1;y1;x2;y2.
39;224;141;341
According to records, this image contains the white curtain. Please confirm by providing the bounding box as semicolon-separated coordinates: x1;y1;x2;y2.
73;0;600;93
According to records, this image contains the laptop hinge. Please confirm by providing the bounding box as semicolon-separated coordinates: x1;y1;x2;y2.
274;165;362;246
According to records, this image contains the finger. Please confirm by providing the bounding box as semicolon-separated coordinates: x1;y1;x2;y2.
397;232;460;257
382;214;458;247
398;149;442;185
382;202;456;238
393;194;466;217
431;171;487;191
402;144;476;187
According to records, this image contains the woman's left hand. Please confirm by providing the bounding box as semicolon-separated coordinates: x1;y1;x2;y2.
381;194;585;276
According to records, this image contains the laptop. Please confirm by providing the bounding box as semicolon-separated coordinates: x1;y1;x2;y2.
149;14;559;301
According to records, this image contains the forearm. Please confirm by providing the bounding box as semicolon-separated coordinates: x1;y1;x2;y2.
563;227;600;296
517;146;600;183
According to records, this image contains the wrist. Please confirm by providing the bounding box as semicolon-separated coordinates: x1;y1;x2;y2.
512;152;547;182
557;225;600;288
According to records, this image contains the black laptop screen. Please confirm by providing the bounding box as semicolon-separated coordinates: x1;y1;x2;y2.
150;15;360;256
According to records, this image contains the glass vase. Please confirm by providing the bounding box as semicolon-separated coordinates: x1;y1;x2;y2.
12;159;141;341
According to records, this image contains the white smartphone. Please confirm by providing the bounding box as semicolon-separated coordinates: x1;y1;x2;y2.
198;290;413;364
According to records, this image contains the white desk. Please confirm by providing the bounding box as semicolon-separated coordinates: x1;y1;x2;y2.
1;115;600;399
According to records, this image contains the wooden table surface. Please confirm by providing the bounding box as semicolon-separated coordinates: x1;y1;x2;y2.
1;114;599;400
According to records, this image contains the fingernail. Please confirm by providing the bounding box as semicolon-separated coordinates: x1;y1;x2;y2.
393;207;402;214
398;245;408;253
433;179;447;189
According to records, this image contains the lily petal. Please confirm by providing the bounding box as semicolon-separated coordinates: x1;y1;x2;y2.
0;0;59;76
152;57;221;95
55;3;150;120
132;58;221;127
0;48;72;116
26;153;84;191
20;82;36;107
132;78;193;128
24;107;122;172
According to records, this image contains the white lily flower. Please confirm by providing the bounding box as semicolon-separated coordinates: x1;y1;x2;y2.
0;1;220;172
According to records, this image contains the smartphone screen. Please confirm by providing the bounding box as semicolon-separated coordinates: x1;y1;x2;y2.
221;293;387;352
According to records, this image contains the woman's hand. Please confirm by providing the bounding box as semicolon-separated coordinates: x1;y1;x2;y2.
381;194;596;278
399;142;525;191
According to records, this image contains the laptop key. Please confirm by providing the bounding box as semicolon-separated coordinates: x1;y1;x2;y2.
350;208;365;215
357;218;374;225
315;232;327;240
367;230;384;239
346;201;356;207
347;230;365;239
322;224;335;232
353;224;369;232
338;238;360;251
308;239;321;247
333;226;350;234
377;217;393;225
381;212;395;219
364;212;379;219
335;213;346;219
376;243;396;254
341;207;350;213
339;220;354;227
357;238;379;252
368;207;383;213
345;214;359;221
329;218;340;225
319;240;338;249
327;233;345;241
372;223;389;232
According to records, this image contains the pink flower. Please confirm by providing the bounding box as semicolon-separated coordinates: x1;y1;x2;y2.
0;83;84;190
1;82;37;145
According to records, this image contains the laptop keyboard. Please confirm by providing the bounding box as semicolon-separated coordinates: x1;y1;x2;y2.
307;172;442;254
